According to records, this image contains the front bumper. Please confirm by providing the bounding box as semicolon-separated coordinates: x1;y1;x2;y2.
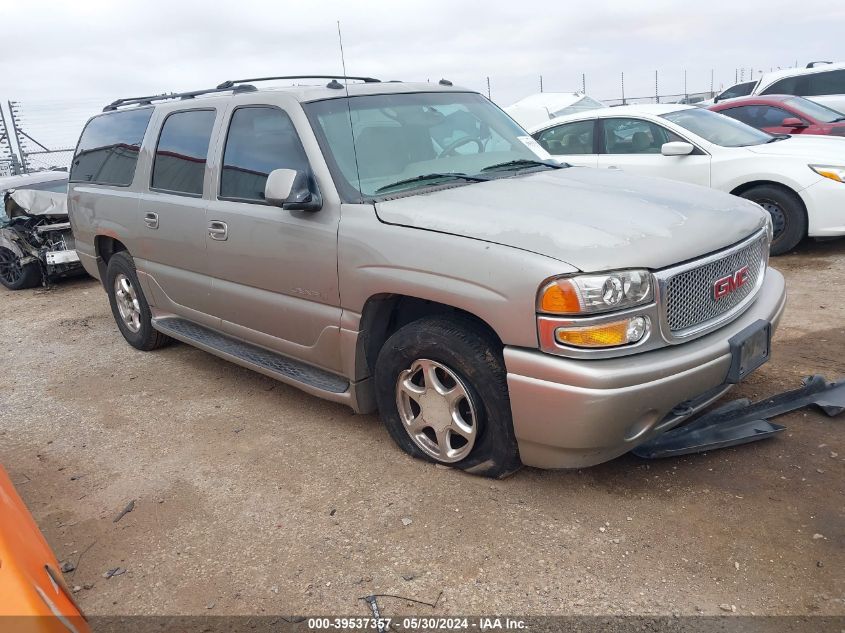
800;177;845;237
506;268;787;469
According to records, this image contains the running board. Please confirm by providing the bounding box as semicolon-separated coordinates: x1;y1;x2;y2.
152;317;349;394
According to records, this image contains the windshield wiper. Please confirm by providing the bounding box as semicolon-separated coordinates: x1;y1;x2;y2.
480;158;565;172
375;172;489;194
766;135;790;143
832;116;845;122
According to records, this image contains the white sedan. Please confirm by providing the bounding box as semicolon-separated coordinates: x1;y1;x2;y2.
529;104;845;254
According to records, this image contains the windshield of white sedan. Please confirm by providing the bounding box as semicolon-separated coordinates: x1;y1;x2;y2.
306;92;554;198
662;108;773;147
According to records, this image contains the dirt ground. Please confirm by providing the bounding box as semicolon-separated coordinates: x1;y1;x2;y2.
1;240;843;619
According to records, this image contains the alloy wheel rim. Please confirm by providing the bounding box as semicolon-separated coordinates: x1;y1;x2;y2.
395;358;478;463
0;248;23;285
114;273;142;333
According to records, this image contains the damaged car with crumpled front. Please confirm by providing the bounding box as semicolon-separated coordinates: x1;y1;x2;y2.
0;172;84;290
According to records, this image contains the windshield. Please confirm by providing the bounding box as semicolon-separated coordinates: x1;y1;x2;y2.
662;108;773;147
305;92;554;199
785;97;844;123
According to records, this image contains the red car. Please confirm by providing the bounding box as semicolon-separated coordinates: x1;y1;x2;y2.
709;94;845;136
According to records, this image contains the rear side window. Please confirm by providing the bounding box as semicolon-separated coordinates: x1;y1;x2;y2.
151;110;216;196
805;70;845;96
220;106;310;202
534;120;595;155
70;108;153;185
762;76;801;96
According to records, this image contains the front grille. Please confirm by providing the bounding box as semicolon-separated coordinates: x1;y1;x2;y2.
663;233;767;334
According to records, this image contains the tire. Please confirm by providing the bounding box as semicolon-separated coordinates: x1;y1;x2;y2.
739;185;806;255
105;251;171;351
0;247;41;290
374;315;522;478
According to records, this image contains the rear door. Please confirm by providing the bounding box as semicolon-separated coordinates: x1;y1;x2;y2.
204;104;342;371
532;119;599;167
596;117;711;186
135;108;221;320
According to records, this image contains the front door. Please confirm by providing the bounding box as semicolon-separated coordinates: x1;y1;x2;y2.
596;117;711;187
204;105;342;372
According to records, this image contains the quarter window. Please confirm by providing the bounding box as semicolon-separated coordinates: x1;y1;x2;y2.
220;107;311;202
805;70;845;96
602;118;683;154
534;120;595;155
151;110;216;196
70;108;153;185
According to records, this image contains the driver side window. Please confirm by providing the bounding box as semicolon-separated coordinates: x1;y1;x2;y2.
603;118;683;154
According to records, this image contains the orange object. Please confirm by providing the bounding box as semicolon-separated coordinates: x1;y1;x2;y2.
0;465;89;633
538;279;582;313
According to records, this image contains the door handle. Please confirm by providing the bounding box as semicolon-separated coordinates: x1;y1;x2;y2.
143;212;159;229
208;221;228;241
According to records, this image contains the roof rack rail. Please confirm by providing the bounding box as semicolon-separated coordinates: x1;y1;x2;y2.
216;75;380;89
806;61;832;68
103;84;257;112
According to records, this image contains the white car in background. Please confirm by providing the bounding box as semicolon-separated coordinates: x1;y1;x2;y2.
752;62;845;114
530;104;845;254
505;92;606;129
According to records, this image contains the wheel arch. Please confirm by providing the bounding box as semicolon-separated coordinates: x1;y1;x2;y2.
730;180;808;236
357;293;503;379
94;235;129;288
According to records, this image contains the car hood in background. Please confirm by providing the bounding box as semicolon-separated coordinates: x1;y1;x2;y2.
375;167;767;272
745;135;845;161
8;189;69;217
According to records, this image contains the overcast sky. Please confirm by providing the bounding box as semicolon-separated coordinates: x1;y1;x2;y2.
1;0;843;153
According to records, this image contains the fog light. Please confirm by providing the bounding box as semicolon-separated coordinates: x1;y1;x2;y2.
626;316;648;342
555;316;650;349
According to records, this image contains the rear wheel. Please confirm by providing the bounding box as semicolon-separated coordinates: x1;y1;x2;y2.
739;185;806;255
374;315;522;478
105;252;171;351
0;247;40;290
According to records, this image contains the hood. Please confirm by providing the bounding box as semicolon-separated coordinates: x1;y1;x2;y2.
745;135;845;162
375;167;767;272
8;189;68;217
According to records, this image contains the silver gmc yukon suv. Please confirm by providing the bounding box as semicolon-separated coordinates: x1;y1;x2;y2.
68;76;787;477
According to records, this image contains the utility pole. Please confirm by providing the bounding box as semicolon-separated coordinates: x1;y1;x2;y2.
7;101;27;173
710;69;714;96
539;75;543;93
581;73;586;94
621;72;625;105
486;76;491;100
684;69;688;101
655;70;659;104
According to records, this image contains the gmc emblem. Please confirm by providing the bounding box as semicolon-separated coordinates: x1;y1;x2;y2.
713;266;749;300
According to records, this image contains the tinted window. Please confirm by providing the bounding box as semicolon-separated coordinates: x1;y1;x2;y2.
762;76;801;96
717;81;755;101
70;109;152;185
721;105;794;128
603;118;683;154
221;107;310;202
535;120;595;155
151;110;216;195
805;69;845;96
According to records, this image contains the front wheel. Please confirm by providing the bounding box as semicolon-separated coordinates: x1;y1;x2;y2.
739;185;806;255
374;315;521;478
0;247;41;290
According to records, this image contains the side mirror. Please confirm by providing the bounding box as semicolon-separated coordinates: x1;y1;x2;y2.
264;168;322;211
661;141;695;156
781;117;806;128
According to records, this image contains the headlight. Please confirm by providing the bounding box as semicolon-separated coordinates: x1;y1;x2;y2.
810;164;845;183
538;270;653;315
